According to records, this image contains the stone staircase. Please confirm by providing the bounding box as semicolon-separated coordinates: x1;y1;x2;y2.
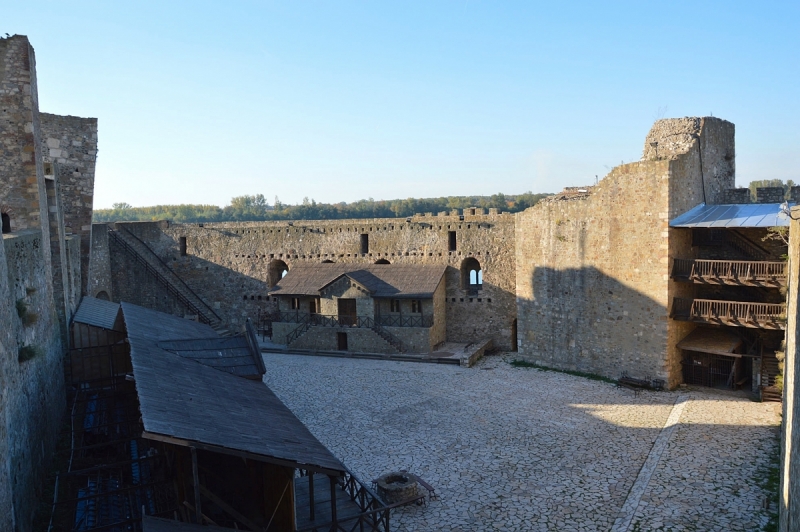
107;226;229;335
371;324;405;353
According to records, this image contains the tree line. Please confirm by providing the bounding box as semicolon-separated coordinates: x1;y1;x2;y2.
748;179;796;201
93;192;552;223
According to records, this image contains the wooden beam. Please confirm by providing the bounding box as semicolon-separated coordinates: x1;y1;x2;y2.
191;447;202;524
308;472;315;521
199;484;261;532
141;430;345;477
329;475;338;524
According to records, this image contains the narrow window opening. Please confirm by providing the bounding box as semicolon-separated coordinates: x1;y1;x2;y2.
448;231;457;251
360;233;369;254
1;213;10;234
179;237;187;256
391;299;400;313
411;300;422;313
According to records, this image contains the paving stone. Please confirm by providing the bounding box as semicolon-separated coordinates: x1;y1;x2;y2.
263;353;780;531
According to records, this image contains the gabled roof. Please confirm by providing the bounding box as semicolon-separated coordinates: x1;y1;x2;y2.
670;203;793;228
72;296;122;330
270;264;447;298
157;334;265;380
120;302;345;475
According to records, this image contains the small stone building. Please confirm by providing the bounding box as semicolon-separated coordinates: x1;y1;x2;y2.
270;263;447;354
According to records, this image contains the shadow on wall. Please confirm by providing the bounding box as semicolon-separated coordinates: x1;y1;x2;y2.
520;265;669;381
109;235;274;333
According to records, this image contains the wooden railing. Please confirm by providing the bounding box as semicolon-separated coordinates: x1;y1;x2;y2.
671;259;786;286
296;467;390;532
671;298;786;329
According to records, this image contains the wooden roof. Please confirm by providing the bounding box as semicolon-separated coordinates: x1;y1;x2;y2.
157;335;265;379
72;296;122;330
120;302;345;475
677;327;744;356
270;263;447;298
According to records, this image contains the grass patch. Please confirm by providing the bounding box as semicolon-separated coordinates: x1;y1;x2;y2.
18;345;40;362
509;359;616;384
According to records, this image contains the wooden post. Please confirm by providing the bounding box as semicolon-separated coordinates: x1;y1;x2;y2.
191;447;202;524
308;471;315;521
329;475;337;524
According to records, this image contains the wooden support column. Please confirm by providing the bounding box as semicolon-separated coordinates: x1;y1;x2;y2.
191;447;201;524
329;475;337;525
308;471;315;521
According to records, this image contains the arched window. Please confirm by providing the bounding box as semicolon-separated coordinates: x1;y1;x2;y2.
268;259;289;287
374;259;390;264
460;257;482;294
1;212;10;234
95;291;110;301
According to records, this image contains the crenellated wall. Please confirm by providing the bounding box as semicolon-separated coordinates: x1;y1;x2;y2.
101;211;518;349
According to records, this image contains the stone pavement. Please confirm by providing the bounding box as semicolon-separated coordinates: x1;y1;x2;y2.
262;353;780;531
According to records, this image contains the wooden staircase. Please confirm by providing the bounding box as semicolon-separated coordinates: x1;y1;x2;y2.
761;352;783;402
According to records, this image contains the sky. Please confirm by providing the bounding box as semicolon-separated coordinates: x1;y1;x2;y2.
5;1;799;209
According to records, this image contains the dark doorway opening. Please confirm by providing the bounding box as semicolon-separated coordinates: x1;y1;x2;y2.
337;332;348;351
338;299;357;327
360;234;369;254
448;231;456;251
179;237;187;256
1;213;10;234
511;319;518;351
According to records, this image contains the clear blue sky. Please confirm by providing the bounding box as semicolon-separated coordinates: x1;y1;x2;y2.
6;1;799;209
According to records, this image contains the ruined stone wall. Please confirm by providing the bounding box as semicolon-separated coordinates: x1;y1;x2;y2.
40;113;98;295
1;231;66;532
105;212;517;348
516;117;734;386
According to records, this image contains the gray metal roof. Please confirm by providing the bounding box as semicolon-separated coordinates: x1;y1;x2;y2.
72;296;121;330
669;203;793;228
270;263;447;298
120;302;345;474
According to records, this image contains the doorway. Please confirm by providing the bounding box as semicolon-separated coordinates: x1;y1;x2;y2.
337;332;348;351
338;298;357;326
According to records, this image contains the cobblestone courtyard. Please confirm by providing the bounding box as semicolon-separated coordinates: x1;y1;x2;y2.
262;353;780;531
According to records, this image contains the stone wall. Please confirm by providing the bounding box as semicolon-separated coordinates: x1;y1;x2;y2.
87;223;112;299
780;206;800;531
718;188;750;204
102;212;517;348
0;35;72;532
757;187;786;204
40;113;98;295
515;117;735;386
0;231;66;532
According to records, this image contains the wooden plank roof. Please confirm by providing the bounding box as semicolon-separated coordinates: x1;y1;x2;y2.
120;302;345;475
157;335;265;379
270;263;447;298
72;296;122;330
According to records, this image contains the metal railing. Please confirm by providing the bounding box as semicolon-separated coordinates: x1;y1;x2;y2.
671;298;786;329
108;228;221;326
671;258;787;285
278;312;432;328
282;313;408;352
